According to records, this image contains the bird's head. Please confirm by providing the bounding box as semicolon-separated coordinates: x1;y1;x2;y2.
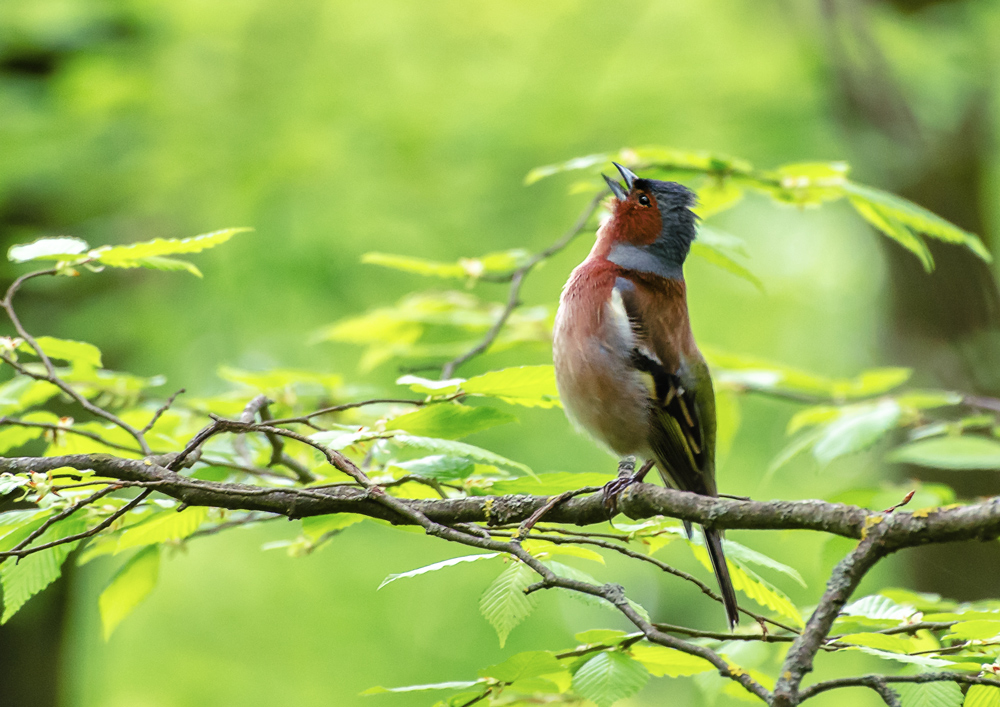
601;163;697;280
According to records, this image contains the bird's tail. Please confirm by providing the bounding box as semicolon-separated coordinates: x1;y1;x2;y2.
704;527;740;630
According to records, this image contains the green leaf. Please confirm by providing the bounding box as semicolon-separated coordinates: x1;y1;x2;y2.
390;455;475;480
965;685;1000;707
694;182;744;220
574;629;631;645
99;545;160;640
462;366;561;409
89;228;250;270
0;427;44;455
722;540;806;588
388;434;532;476
541;561;649;621
219;366;343;395
479;561;538;647
488;472;616;495
379;553;499;590
300;514;366;541
361;681;480;695
1;516;85;623
690;544;802;625
396;375;465;395
838;632;916;653
8;236;90;263
812;400;901;466
690;242;763;291
0;473;30;495
479;651;564;682
844;181;991;263
22;337;102;369
895;681;964;707
115;507;209;553
384;403;516;439
945;620;1000;641
888;436;1000;470
362;249;530;280
839;595;915;625
572;651;650;707
523;539;604;565
629;644;713;677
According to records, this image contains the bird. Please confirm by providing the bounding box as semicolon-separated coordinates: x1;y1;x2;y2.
552;162;739;629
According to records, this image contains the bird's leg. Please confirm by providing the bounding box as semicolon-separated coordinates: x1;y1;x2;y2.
602;457;656;517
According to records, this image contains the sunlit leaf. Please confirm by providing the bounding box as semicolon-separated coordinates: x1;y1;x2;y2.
945;620;1000;641
462;366;561;408
894;680;964;707
965;685;1000;707
384;403;516;439
90;228;250;270
1;517;85;623
388;434;532;476
572;651;649;707
888;436;1000;470
478;651;564;683
301;514;366;541
379;553;499;590
838;632;917;654
487;472;616;495
479;561;538;647
99;545;160;640
690;544;802;625
361;681;480;695
812;400;901;466
20;337;102;369
115;507;209;553
8;236;90;263
629;644;713;677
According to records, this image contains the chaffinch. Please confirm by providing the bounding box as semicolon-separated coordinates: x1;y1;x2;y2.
553;163;738;628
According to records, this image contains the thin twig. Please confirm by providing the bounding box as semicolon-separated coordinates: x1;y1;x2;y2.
440;190;606;378
141;388;185;434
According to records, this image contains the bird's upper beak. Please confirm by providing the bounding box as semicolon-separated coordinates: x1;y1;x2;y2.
613;162;639;190
602;162;640;202
603;173;628;201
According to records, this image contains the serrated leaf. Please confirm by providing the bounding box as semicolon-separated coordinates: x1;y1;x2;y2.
388;434;532;476
965;685;1000;707
844;182;990;263
812;400;901;466
888;436;1000;470
115;507;208;553
462;366;561;409
722;540;806;588
379;553;499;590
21;337;102;369
89;228;249;268
690;544;802;625
99;545;160;640
8;236;90;263
384;403;516;439
895;681;964;707
629;644;713;677
361;681;480;695
1;516;85;623
479;561;538;647
479;651;564;682
572;651;649;707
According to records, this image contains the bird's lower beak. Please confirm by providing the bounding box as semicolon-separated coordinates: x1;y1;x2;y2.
603;174;628;201
613;162;639;190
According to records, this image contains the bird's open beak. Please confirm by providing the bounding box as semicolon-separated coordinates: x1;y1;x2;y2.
603;174;628;201
613;162;639;190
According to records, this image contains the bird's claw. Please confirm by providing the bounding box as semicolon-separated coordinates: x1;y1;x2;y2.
602;458;652;519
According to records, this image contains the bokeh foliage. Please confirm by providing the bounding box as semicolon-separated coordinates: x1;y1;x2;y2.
2;1;1000;707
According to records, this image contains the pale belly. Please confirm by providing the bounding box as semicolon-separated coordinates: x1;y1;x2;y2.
552;295;652;458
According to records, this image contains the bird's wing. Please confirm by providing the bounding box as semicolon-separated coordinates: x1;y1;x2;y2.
612;277;715;496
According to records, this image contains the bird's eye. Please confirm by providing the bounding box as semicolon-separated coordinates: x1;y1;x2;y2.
638;194;650;207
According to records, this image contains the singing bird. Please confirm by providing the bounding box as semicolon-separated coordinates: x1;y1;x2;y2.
552;163;739;629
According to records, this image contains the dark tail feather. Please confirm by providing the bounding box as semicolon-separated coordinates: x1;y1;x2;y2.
704;527;740;630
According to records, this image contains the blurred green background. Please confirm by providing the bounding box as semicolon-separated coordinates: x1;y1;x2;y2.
2;0;999;705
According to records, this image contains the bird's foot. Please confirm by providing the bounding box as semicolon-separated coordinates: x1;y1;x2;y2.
602;457;655;518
